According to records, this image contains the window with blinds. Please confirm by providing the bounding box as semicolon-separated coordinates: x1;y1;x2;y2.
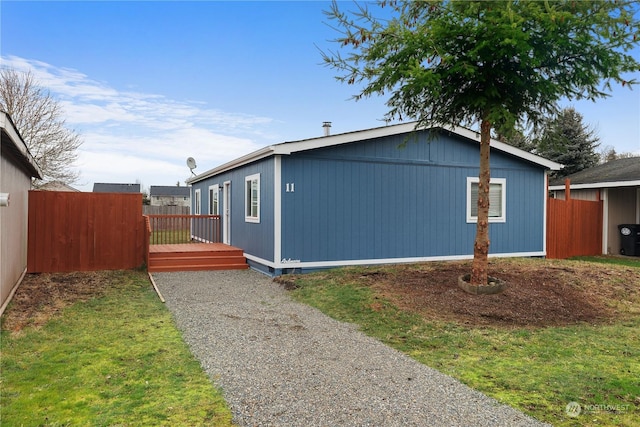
466;177;506;223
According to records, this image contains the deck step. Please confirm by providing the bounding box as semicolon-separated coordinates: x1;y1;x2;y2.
147;244;248;272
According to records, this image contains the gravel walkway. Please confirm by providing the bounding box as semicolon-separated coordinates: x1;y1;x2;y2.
153;270;549;427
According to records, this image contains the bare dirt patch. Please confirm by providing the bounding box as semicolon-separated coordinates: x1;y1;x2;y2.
2;271;114;334
363;260;640;327
279;259;640;328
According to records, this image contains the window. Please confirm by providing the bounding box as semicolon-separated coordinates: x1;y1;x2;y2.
245;174;260;223
466;177;506;223
209;185;219;215
194;189;201;215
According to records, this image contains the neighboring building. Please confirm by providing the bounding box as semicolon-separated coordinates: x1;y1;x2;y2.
187;122;562;276
38;181;80;192
149;185;190;207
1;112;42;314
92;183;141;193
549;157;640;255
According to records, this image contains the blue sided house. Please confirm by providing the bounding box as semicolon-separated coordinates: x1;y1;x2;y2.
187;122;562;275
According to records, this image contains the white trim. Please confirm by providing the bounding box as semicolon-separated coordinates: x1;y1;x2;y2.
466;177;507;223
245;251;547;271
602;189;609;254
194;188;202;215
549;180;640;191
223;181;231;245
0;267;27;317
543;173;549;256
244;173;260;223
0;112;43;178
274;156;282;266
187;122;562;183
208;184;220;215
636;188;640;224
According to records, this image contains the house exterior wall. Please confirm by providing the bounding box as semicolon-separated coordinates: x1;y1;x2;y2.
191;130;549;275
150;195;190;207
190;157;275;264
606;187;638;255
1;149;32;309
279;131;545;271
552;188;600;201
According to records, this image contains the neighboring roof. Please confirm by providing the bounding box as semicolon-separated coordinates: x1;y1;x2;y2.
187;122;562;184
149;185;190;197
38;181;80;192
549;157;640;190
1;112;43;179
92;183;141;193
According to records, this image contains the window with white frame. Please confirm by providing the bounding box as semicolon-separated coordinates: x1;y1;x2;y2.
245;174;260;223
466;177;506;223
194;189;201;215
209;185;219;215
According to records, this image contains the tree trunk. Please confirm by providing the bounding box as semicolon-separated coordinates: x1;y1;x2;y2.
471;117;492;286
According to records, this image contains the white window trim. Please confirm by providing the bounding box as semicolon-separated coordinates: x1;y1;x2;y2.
245;173;260;223
208;184;220;215
466;177;506;223
194;188;202;215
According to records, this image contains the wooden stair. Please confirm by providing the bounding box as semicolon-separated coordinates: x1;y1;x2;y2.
148;243;248;272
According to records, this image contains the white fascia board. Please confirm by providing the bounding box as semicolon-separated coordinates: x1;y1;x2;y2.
272;122;421;155
187;146;275;184
446;125;563;171
549;180;640;191
0;112;43;178
188;121;562;184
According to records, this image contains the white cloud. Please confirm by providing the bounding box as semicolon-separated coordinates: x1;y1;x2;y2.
2;55;277;191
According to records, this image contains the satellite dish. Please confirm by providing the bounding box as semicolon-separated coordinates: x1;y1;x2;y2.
187;157;197;176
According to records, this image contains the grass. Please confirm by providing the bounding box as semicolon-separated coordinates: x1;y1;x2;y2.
0;270;235;426
287;261;639;427
570;255;640;268
151;228;192;244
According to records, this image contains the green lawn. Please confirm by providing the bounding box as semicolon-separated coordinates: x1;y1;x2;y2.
0;270;235;426
570;255;640;268
286;259;639;427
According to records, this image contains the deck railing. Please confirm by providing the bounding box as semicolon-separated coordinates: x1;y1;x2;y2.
146;214;221;245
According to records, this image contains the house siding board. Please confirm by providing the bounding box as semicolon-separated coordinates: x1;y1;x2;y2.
280;132;545;264
191;158;275;262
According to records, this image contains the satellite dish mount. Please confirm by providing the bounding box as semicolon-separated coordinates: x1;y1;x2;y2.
187;157;197;176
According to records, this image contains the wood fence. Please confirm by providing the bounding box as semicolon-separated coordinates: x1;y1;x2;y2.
27;191;145;273
546;186;603;259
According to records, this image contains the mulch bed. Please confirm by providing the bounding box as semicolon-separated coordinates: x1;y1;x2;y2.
357;260;640;328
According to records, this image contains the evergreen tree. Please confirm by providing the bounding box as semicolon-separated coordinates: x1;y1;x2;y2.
536;108;600;176
322;0;640;286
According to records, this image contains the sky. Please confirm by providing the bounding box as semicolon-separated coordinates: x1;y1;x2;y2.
1;1;639;192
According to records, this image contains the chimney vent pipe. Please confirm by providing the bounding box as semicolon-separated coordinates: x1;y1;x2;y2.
322;121;332;136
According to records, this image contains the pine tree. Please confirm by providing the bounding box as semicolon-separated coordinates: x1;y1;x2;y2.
536;108;600;177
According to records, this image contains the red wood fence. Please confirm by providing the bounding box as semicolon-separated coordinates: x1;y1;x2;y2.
546;188;603;259
28;191;145;273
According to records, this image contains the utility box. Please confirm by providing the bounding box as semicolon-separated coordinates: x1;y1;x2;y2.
618;224;640;256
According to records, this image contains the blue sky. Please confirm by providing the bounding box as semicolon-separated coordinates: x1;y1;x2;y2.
2;1;639;192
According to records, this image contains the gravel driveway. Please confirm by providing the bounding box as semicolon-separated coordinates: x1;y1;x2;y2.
153;270;549;427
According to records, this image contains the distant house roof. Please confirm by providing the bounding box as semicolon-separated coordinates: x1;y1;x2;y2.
149;185;190;197
1;112;42;179
549;157;640;190
92;183;141;193
187;122;562;184
38;181;80;192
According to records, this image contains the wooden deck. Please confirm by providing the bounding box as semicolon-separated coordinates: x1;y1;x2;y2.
148;243;248;272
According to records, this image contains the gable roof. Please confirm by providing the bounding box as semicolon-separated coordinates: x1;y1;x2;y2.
187;122;562;184
549;157;640;190
38;181;80;192
93;183;141;193
149;185;190;197
1;112;42;179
